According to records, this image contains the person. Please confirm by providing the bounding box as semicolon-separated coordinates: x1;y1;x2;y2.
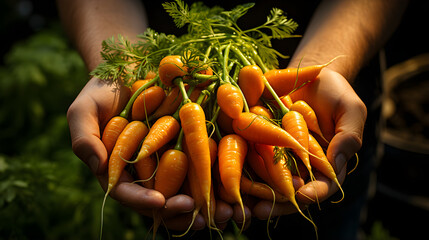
57;0;407;238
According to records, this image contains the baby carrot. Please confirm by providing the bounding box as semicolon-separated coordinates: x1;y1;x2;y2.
217;83;244;119
290;100;329;143
232;112;308;153
263;56;341;98
132;115;180;163
179;102;212;228
101;116;129;156
238;65;265;107
131;86;165;121
218;134;248;233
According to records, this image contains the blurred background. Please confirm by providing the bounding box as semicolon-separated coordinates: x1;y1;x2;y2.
0;1;428;240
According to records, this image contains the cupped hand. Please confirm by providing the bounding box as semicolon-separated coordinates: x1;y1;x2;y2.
67;77;233;230
252;68;367;219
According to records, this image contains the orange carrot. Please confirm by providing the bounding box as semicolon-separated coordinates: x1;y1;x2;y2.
100;121;149;240
149;86;182;120
131;86;166;121
144;70;157;80
280;95;293;109
208;137;218;167
232;112;308;153
218;134;248;233
216;109;234;134
281;111;313;176
246;143;274;186
263;57;340;98
249;105;274;119
101;116;129;156
158;55;188;86
131;79;152;95
290;100;328;143
134;155;157;189
217;83;244;119
238;65;265;107
154;149;188;199
256;143;317;234
106;121;149;194
308;134;344;203
132;115;180;163
240;176;288;203
179;102;212;227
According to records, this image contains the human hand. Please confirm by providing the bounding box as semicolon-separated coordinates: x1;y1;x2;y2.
67;77;233;230
251;68;367;219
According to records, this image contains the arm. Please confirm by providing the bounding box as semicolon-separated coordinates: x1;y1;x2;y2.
57;0;148;71
253;0;408;218
289;0;407;80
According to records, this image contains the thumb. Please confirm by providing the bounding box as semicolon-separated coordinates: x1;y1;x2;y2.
67;95;108;175
327;97;367;173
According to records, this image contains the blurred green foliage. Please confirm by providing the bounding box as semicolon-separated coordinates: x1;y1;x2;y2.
0;28;152;240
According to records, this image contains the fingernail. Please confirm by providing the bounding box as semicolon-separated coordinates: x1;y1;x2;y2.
88;155;99;173
335;153;347;172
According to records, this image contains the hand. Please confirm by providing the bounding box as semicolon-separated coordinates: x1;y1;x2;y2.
252;68;367;219
67;77;233;230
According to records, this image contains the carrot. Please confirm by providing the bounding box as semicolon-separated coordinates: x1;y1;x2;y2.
218;134;248;233
158;55;188;86
179;102;212;228
133;155;157;189
154;149;188;199
290;100;329;143
101;116;129;156
240;176;288;203
216;109;234;134
100;121;149;240
280;95;293;109
255;143;317;235
208;137;218;167
308;134;344;203
149;86;182;120
194;66;214;88
131;79;152;95
101;79;158;156
106;121;149;194
232;112;308;153
263;57;340;98
217;83;244;119
249;105;274;119
144;70;157;80
131;115;180;163
151;148;189;239
131;86;166;121
238;65;265;107
281;110;321;206
281;110;314;180
246;143;275;186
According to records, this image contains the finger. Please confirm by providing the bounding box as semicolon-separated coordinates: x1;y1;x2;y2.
159;195;195;220
163;212;206;231
327;95;367;171
252;200;301;220
296;166;347;205
67;94;108;174
102;173;165;215
231;204;252;231
214;200;233;230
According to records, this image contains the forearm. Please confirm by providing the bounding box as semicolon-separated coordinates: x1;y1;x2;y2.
289;0;407;81
56;0;148;71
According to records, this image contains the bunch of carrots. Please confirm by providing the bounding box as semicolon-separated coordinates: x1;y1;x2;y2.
92;1;351;239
